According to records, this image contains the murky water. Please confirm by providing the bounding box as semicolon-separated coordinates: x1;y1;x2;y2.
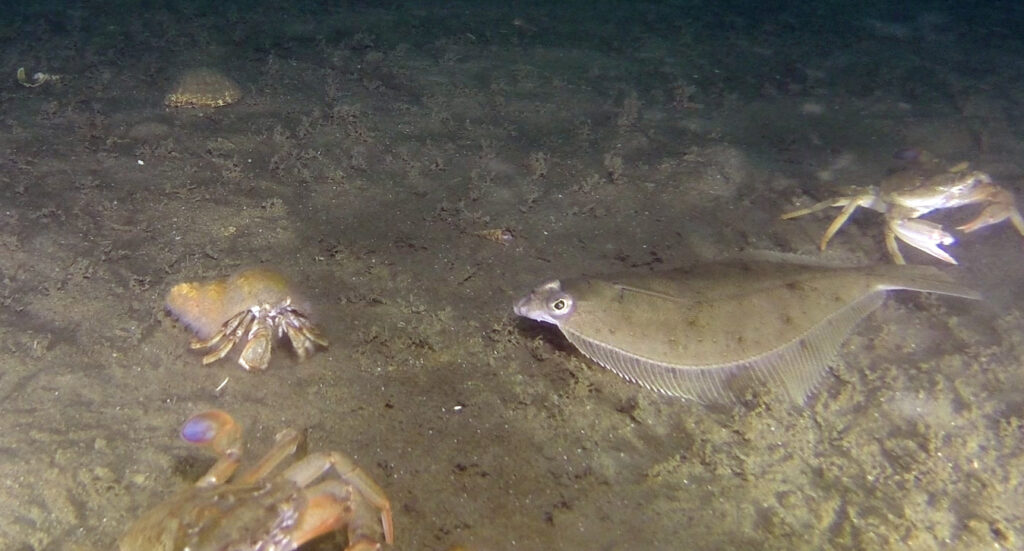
1;2;1022;549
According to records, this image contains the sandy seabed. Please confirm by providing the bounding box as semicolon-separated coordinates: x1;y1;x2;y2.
1;2;1023;550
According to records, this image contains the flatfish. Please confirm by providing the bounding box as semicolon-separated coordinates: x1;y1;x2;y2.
513;255;980;403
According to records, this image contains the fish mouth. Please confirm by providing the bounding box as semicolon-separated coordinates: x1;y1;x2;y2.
512;295;531;317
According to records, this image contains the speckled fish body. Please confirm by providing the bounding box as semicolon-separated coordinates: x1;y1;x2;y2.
514;256;979;403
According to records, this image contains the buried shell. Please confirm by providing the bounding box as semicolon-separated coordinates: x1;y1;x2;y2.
165;67;242;108
514;255;980;404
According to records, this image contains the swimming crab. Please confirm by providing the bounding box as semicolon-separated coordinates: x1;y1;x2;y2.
781;163;1024;264
119;410;394;551
165;268;329;370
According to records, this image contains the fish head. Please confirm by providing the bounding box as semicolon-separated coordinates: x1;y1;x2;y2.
513;279;576;326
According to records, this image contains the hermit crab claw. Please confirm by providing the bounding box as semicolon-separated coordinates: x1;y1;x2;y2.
238;321;274;371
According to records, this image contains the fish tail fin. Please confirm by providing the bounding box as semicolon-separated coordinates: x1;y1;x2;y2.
869;264;981;300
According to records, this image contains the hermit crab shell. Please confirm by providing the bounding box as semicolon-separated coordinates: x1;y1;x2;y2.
165;67;242;108
165;267;311;339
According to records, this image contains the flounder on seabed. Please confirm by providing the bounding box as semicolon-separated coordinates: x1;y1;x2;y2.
513;253;980;404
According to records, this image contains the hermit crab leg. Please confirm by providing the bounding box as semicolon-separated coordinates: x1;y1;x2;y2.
282;319;329;361
191;310;255;365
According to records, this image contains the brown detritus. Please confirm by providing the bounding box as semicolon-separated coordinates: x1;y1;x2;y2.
473;228;515;245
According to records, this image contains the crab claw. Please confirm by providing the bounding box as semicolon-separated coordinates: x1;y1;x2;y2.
182;410;243;486
957;186;1024;236
889;218;958;264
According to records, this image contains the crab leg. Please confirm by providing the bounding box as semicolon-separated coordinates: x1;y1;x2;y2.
818;194;880;250
780;197;850;220
882;225;906;265
283;452;394;545
782;193;881;251
234;427;303;484
287;480;384;551
818;198;863;251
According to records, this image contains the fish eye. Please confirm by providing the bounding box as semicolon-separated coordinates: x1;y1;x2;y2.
550;295;573;313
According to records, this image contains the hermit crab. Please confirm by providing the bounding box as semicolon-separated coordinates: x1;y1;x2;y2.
165;267;328;370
